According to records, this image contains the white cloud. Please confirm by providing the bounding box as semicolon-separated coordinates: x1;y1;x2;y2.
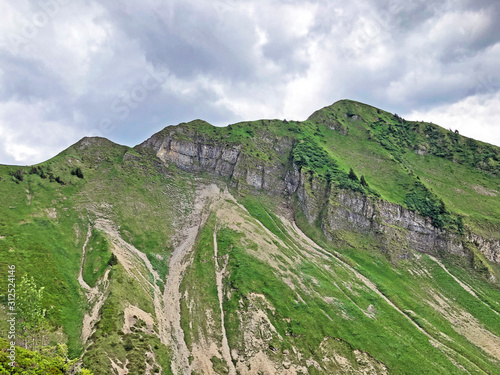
0;0;499;164
404;92;500;147
0;99;86;165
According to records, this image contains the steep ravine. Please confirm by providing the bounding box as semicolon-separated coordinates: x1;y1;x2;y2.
213;226;237;375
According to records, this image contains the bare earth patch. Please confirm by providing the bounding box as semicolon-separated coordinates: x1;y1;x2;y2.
123;305;155;335
428;292;500;361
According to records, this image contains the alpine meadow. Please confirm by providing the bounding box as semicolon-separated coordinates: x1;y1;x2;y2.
1;99;499;374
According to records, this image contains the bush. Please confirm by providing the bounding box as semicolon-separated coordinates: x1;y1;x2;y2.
360;175;368;187
108;253;118;266
404;181;461;231
348;168;358;181
124;338;134;351
10;169;25;182
71;167;84;179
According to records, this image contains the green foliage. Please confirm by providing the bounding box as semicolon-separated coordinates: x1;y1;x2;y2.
348;168;358;181
292;139;338;172
367;112;499;175
404;181;462;230
16;275;47;350
10;169;25;183
70;167;84;179
360;175;368;187
292;139;375;195
123;337;134;351
0;339;93;374
82;230;112;288
108;253;118;267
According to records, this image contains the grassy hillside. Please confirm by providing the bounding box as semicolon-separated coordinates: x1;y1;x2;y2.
0;138;191;358
0;99;499;374
153;100;499;239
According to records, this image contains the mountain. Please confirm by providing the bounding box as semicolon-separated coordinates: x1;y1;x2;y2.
0;99;499;374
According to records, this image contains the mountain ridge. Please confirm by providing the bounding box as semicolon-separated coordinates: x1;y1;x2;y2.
1;99;499;374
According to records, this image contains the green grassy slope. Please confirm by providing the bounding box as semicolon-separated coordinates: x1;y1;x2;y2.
0;99;498;374
153;100;499;239
0;137;192;358
177;190;500;373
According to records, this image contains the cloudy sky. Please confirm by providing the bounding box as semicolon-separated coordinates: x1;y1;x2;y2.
1;0;499;165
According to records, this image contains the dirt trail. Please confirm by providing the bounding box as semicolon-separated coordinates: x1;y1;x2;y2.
214;226;237;375
79;222;113;344
163;184;219;374
293;226;489;374
109;357;129;375
78;224;92;292
429;256;499;316
81;269;111;343
93;218;168;345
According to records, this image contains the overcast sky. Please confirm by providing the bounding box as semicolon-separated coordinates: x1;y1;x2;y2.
1;0;499;165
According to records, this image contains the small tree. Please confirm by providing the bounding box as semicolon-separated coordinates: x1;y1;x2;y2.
348;168;358;181
360;175;368;187
17;275;47;350
10;169;25;182
108;253;118;266
71;167;84;179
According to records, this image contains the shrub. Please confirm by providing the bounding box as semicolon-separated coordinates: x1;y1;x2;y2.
10;169;25;182
108;253;118;266
71;167;84;179
360;175;368;187
348;168;358;181
124;338;134;351
403;181;460;231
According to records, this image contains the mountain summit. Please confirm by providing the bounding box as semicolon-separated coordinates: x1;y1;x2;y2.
1;100;499;374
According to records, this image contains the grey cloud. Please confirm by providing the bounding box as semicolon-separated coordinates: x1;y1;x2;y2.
0;0;499;165
100;2;259;82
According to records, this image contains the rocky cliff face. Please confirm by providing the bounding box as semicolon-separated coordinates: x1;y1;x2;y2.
286;168;468;260
138;127;294;193
138;127;499;266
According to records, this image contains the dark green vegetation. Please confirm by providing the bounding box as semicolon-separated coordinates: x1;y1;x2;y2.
0;339;92;374
175;190;499;373
162;100;499;238
0;99;499;374
292;138;377;195
404;181;463;231
0;138;187;368
306;101;499;237
82;230;112;288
